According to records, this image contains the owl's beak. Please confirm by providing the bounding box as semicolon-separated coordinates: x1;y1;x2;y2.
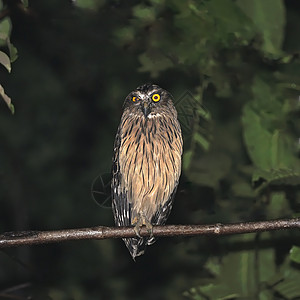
142;102;151;117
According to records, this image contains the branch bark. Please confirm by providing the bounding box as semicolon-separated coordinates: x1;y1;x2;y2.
1;218;300;249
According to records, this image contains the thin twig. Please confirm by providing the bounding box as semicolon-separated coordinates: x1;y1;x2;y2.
0;218;299;249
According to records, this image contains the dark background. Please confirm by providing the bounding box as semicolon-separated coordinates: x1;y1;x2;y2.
0;0;300;299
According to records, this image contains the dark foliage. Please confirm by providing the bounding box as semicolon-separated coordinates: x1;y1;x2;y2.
0;0;300;299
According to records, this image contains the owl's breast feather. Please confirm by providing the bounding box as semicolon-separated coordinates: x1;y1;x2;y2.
118;114;182;217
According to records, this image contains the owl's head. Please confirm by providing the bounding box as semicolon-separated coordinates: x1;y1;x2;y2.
123;83;175;118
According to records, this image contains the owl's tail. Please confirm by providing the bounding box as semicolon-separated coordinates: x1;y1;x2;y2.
123;237;156;261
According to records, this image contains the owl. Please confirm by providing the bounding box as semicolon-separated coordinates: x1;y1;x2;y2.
111;83;183;260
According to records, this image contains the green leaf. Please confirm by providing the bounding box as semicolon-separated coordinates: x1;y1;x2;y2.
242;103;273;169
231;180;255;198
138;51;173;77
132;4;156;22
0;32;8;43
290;246;300;264
252;168;300;188
183;149;193;171
236;0;285;56
0;50;11;72
270;130;298;169
242;76;300;171
186;153;231;188
7;40;18;63
0;18;12;47
193;132;210;151
0;32;17;62
271;257;300;299
73;0;105;10
21;0;29;8
259;290;274;300
267;192;291;219
0;84;14;114
205;257;221;277
203;0;256;46
114;26;135;45
185;234;276;299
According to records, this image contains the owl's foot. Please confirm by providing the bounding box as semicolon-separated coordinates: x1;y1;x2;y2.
132;215;153;239
132;216;143;238
144;219;154;239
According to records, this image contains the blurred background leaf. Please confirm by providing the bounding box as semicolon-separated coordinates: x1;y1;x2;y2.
0;0;300;299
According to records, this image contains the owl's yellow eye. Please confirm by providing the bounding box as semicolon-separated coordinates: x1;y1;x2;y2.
152;94;160;102
132;96;140;102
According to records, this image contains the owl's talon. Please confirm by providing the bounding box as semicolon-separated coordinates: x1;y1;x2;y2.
132;215;153;238
133;223;142;238
132;216;143;238
145;221;154;239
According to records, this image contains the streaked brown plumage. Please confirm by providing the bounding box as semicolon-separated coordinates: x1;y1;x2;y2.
111;83;183;259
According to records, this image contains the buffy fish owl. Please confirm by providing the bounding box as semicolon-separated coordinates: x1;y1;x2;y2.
111;83;183;260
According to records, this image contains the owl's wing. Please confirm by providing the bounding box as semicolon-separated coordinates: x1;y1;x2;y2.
147;183;179;245
152;183;179;225
111;127;148;259
111;127;132;227
112;182;147;259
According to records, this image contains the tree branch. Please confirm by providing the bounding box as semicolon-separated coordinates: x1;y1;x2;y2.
1;218;300;249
